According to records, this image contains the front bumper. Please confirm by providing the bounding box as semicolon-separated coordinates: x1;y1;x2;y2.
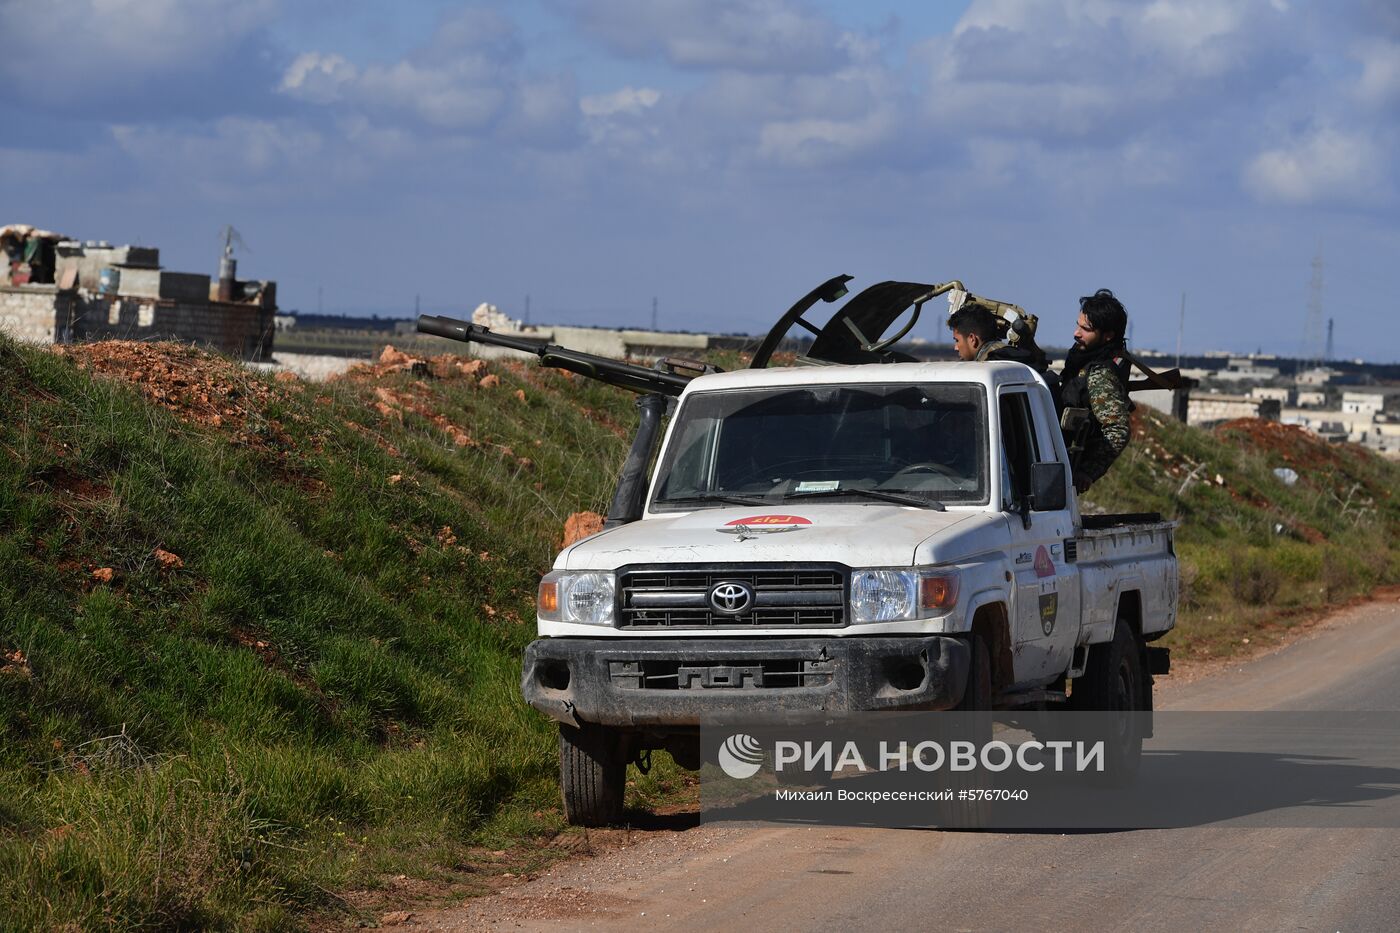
521;635;971;729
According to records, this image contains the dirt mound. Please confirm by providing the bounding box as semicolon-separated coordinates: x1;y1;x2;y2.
1213;418;1355;471
562;511;604;547
53;341;285;434
337;345;488;383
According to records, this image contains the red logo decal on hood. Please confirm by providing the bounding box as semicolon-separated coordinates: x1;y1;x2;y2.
725;515;812;526
1034;545;1055;578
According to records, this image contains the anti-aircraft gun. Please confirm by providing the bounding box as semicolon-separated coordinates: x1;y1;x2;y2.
417;273;1046;388
418;274;1181;521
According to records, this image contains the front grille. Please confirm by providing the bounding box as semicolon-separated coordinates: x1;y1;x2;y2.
609;657;835;690
617;564;848;629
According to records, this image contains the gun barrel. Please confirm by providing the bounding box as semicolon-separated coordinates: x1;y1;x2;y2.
416;314;691;397
416;315;544;354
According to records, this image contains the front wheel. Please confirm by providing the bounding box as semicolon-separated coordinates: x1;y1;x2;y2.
559;723;626;826
943;632;993;829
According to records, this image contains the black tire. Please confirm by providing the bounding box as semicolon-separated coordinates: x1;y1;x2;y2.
1070;619;1146;784
944;632;994;829
559;723;626;827
956;631;993;712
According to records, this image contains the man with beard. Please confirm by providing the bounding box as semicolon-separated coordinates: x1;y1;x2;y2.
1060;289;1131;494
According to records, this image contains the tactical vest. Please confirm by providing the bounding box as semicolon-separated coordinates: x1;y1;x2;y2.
1059;354;1131;414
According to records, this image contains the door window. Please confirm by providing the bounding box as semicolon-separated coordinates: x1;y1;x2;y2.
999;391;1040;511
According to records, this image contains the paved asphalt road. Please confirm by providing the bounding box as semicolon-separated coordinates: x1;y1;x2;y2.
427;598;1400;931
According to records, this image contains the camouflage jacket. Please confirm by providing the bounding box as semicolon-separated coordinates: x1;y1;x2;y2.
1074;362;1130;487
974;340;1007;362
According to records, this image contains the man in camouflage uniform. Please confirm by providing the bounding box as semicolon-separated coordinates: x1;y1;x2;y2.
947;303;1007;362
1059;289;1131;493
948;303;1052;371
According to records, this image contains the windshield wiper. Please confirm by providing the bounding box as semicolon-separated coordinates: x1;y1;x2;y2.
654;493;773;508
783;487;945;511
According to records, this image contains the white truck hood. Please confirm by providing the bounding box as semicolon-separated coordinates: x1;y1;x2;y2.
559;504;983;569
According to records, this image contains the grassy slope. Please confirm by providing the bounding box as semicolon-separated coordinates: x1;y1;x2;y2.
1;335;1397;927
1085;406;1400;659
0;337;645;929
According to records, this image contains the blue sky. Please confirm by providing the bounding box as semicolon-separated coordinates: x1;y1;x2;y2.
3;0;1399;360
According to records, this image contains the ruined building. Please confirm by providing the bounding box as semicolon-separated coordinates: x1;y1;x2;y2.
0;224;275;361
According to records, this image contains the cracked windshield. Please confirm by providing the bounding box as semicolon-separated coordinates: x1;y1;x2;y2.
652;383;988;510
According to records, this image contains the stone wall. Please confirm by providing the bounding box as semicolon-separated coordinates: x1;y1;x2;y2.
68;294;274;361
0;285;64;343
0;286;273;361
1187;394;1280;426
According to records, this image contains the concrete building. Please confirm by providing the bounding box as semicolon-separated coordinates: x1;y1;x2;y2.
457;302;712;362
1187;393;1280;426
1283;407;1400;457
1332;383;1400;414
1341;390;1388;417
1297;367;1336;386
0;227;275;361
1249;386;1294;404
1296;389;1327;408
1210;357;1282;382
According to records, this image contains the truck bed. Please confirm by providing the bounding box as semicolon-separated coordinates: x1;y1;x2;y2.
1075;514;1178;642
1080;512;1163;530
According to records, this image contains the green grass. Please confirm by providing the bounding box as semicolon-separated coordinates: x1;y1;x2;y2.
1;335;1398;927
1085;407;1400;659
0;338;638;929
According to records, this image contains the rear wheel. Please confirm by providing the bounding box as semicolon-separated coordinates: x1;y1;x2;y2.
1070;619;1146;784
559;723;626;826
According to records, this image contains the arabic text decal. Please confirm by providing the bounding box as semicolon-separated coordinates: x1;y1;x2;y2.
724;515;813;526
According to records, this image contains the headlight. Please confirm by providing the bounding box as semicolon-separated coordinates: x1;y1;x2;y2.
538;571;616;625
850;569;959;623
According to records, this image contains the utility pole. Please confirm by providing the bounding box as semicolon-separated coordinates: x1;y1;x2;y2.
1325;317;1334;362
1176;292;1185;368
651;296;658;331
414;293;420;317
1302;241;1325;367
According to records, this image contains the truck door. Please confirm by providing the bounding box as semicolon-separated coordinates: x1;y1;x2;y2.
999;388;1079;684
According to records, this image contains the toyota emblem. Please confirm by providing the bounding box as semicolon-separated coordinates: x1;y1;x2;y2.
709;582;753;615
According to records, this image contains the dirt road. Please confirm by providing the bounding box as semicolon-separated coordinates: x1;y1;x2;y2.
427;598;1400;931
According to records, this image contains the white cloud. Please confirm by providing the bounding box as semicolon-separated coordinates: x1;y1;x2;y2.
1243;127;1390;205
0;0;280;103
109;117;327;199
756;106;899;166
1353;39;1400;106
280;52;358;105
581;87;662;118
926;0;1295;138
276;8;578;145
552;0;852;73
355;59;509;131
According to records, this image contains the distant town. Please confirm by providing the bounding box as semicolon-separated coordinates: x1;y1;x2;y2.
5;223;1398;458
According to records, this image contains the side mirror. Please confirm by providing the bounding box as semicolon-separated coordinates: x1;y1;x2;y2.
1030;461;1068;511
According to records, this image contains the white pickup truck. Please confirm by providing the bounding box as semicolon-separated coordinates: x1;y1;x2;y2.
521;359;1179;825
